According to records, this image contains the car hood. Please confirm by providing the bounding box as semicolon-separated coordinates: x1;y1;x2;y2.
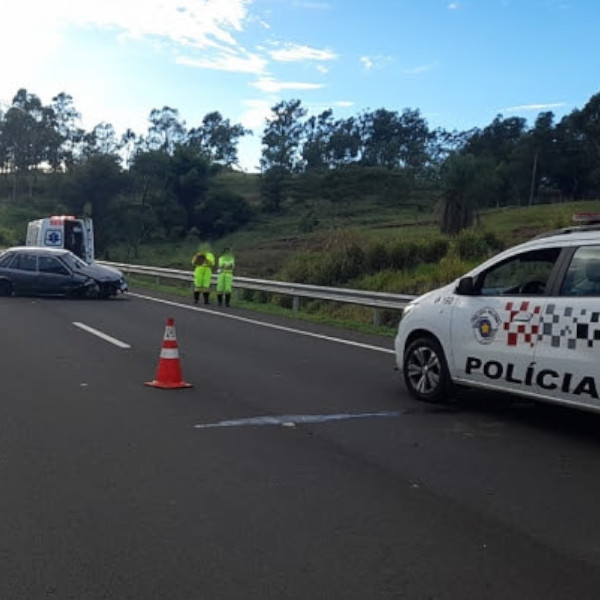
76;263;124;281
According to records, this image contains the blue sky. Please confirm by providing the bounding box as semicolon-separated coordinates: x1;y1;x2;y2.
1;0;598;172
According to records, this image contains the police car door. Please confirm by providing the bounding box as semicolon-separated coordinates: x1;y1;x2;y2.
530;245;600;409
450;247;560;395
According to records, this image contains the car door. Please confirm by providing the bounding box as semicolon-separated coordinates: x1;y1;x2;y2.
35;255;75;295
449;247;561;396
530;245;600;409
7;252;38;295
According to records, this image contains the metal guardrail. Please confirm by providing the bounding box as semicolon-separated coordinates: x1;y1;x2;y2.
100;261;417;326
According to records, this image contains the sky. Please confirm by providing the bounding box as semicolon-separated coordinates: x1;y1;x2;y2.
1;0;598;172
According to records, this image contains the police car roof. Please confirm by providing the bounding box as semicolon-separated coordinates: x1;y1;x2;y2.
532;223;600;240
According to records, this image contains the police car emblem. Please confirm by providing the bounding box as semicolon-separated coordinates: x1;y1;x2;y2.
471;307;501;344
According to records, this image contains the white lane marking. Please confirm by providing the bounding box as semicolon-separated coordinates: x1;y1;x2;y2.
128;292;395;355
73;322;131;349
194;411;401;429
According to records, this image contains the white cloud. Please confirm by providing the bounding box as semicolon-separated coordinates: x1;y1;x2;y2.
177;51;267;74
66;0;251;48
333;101;354;108
293;2;332;9
359;55;393;71
0;0;257;106
402;62;438;75
251;77;324;93
270;43;337;62
500;102;566;112
447;2;459;9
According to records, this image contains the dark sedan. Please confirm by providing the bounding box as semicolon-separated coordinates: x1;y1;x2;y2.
0;247;128;298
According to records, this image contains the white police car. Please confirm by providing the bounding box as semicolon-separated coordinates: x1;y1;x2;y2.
395;215;600;412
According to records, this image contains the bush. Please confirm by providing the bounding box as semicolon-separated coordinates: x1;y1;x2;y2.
455;229;503;261
0;226;17;247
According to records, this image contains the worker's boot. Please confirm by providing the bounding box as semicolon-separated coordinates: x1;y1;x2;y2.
217;294;223;306
203;292;210;305
193;291;200;304
225;293;231;307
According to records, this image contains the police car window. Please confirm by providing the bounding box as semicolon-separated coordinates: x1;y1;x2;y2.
38;256;70;276
560;246;600;296
477;248;560;296
12;253;37;271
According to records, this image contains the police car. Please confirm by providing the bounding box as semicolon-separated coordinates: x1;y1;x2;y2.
394;214;600;412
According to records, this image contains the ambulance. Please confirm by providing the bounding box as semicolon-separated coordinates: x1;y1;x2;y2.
26;215;95;263
395;213;600;413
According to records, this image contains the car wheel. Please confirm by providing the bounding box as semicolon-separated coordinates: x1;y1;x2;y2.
0;280;13;297
403;336;451;403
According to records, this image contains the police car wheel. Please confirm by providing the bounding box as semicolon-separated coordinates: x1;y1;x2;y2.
403;337;451;403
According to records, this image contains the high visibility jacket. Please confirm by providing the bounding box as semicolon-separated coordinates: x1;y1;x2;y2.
192;252;215;268
218;253;235;271
192;252;215;289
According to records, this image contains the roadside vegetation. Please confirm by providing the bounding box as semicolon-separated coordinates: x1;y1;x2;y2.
1;87;599;334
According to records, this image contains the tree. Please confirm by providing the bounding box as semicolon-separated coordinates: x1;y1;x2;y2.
549;111;596;199
129;150;174;244
439;153;497;235
146;107;186;154
359;108;431;171
165;146;211;233
50;92;83;170
302;109;334;172
260;99;307;212
325;117;362;168
0;89;61;198
195;191;253;237
187;111;250;167
59;154;128;253
82;122;120;158
260;99;307;173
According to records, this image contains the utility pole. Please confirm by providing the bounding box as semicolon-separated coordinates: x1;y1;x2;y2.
528;151;538;206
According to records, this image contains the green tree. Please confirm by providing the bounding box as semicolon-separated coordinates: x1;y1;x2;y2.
260;99;307;212
82;122;120;158
187;111;250;167
49;92;83;170
195;191;253;237
147;106;186;154
165;146;211;233
440;153;497;235
359;108;431;171
302;109;334;172
59;154;129;253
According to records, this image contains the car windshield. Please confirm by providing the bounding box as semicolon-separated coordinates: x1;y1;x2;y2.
61;252;89;271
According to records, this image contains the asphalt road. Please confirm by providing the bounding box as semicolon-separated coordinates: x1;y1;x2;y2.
2;289;600;599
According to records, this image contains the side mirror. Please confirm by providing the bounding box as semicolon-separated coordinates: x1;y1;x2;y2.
456;276;476;296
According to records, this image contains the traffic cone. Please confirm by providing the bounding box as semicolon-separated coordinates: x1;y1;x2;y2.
145;318;193;389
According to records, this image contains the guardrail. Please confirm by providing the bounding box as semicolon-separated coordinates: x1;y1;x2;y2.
100;261;418;326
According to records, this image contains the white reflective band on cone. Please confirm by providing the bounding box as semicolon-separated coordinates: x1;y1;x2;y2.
160;348;180;359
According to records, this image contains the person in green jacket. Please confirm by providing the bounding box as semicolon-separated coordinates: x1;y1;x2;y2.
192;248;215;305
216;247;235;307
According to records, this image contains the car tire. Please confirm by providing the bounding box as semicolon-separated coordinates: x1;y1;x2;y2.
403;336;451;403
0;280;13;297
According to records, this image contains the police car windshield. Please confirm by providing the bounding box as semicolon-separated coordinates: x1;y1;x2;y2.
62;253;88;271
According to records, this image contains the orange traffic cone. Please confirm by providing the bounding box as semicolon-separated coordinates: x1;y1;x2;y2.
145;318;193;389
